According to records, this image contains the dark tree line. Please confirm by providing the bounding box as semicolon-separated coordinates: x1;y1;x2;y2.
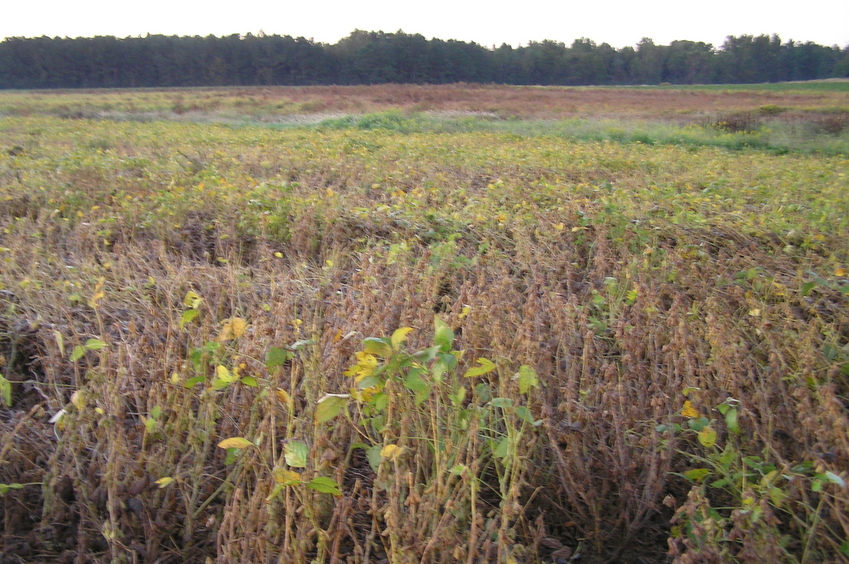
0;30;847;89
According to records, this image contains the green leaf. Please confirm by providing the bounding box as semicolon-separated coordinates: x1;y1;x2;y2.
688;417;709;432
211;378;232;390
490;397;514;409
184;375;205;389
801;281;816;297
464;357;496;378
0;483;23;495
698;425;717;448
449;385;466;407
0;374;11;407
151;405;162;419
449;464;468;476
290;339;316;350
825;471;846;488
240;376;258;387
85;339;106;351
266;483;287;502
265;347;293;369
413;345;441;363
315;394;349;424
306;476;342;496
433;317;454;352
143;416;156;434
284;440;309;468
70;345;86;362
224;447;239;465
180;308;199;329
403;370;430;405
516;365;539;394
515;405;536;425
492;437;510;459
684;468;711;483
724;407;740;435
366;445;382;472
362;337;392;357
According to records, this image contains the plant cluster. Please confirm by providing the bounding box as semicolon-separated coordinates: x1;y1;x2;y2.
0;100;847;562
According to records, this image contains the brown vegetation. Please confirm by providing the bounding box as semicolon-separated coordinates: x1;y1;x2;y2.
0;95;847;563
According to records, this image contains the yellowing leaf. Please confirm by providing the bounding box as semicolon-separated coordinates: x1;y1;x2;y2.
216;365;236;383
835;268;847;277
71;390;84;410
390;327;414;349
218;317;248;341
344;351;378;382
315;394;349;424
183;290;202;309
380;444;402;460
698;425;717;448
155;477;174;488
464;357;496;378
217;437;254;450
515;364;539;394
681;400;699;418
284;440;309;468
276;388;293;408
272;467;302;485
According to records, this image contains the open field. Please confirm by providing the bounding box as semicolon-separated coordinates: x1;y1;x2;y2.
1;85;848;563
1;82;848;121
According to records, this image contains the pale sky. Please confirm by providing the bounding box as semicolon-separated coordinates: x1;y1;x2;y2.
2;0;847;49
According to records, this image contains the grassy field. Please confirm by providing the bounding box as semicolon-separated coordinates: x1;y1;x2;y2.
0;85;848;563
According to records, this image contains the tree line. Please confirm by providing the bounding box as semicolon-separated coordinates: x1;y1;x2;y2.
0;30;846;89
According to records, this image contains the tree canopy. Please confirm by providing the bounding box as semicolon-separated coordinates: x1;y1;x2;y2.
0;30;846;89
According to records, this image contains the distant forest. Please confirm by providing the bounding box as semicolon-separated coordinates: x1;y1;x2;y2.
1;30;847;89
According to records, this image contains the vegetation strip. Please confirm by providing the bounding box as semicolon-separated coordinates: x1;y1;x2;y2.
0;86;847;562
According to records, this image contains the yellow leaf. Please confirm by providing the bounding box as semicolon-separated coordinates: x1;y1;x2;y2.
276;388;293;408
216;365;236;383
381;444;402;460
218;317;248;341
183;290;202;309
71;390;84;410
835;268;847;277
748;308;761;317
698;426;717;448
681;400;699;418
155;477;174;488
272;467;302;485
391;327;414;349
217;437;254;449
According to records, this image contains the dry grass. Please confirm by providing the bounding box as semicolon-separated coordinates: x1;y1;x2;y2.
1;83;848;123
0;108;847;563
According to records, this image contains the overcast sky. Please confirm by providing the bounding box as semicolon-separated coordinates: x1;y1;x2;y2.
2;0;847;49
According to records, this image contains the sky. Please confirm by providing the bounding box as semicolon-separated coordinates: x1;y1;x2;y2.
2;0;848;50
